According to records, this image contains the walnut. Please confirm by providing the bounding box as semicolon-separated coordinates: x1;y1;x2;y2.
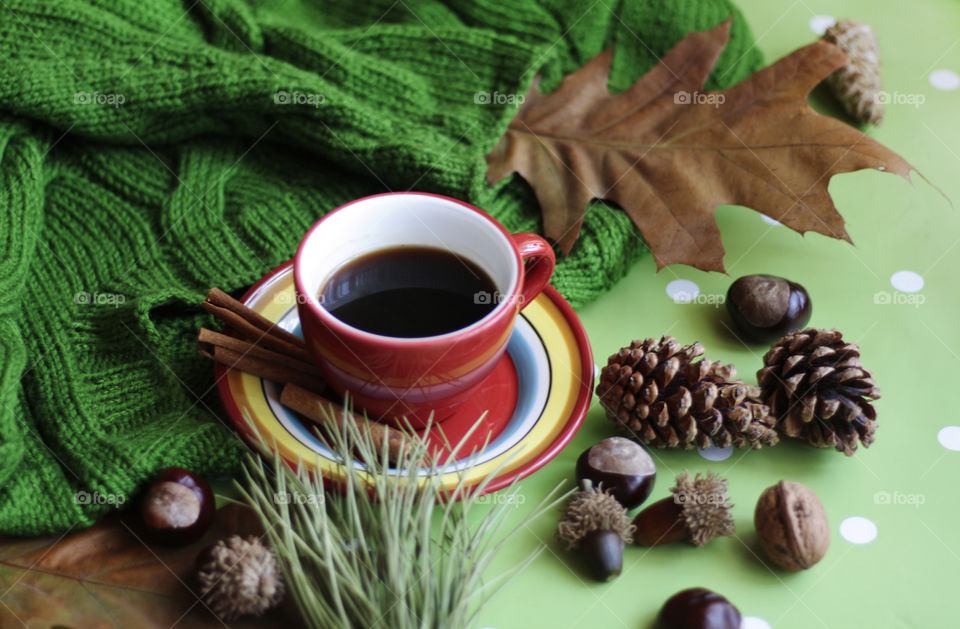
754;481;830;571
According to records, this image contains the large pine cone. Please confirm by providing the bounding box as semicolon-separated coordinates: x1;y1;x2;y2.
757;328;880;455
597;337;778;450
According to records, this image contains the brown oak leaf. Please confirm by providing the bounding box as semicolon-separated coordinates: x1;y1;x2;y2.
485;18;916;271
0;504;301;629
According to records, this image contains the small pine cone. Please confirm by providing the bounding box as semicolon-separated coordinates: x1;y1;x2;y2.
596;337;776;450
823;19;884;125
757;328;881;455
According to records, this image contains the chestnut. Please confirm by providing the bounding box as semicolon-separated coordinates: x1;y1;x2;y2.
726;274;811;344
575;437;656;510
140;467;215;545
655;587;741;629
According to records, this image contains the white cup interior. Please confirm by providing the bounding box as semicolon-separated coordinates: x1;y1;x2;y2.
298;194;518;332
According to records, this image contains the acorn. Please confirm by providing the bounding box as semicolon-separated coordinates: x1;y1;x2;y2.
579;530;625;583
633;472;734;547
655;587;742;629
557;482;635;582
726;274;811;344
575;437;656;510
140;467;215;545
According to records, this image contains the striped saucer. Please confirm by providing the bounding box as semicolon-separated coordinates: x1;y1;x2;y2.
215;260;592;496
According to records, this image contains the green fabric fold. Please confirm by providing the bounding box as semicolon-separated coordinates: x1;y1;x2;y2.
0;0;762;534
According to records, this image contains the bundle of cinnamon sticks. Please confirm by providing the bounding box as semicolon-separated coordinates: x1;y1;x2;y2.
198;288;326;393
197;287;406;461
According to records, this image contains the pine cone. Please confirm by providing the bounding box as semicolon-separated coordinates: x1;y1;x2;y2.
757;328;880;455
701;382;779;449
596;337;778;450
823;19;884;125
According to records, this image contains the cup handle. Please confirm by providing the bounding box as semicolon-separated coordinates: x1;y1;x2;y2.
510;232;556;311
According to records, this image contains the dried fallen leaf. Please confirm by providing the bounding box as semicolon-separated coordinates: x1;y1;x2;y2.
0;504;301;629
486;18;916;271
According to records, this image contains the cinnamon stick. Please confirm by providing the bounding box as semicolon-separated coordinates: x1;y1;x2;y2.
199;287;406;460
280;383;407;462
198;340;327;394
201;287;314;364
198;327;325;376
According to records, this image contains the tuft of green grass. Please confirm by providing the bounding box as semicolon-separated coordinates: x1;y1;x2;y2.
237;406;567;628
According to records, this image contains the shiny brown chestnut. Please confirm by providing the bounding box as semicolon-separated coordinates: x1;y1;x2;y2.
140;467;215;545
575;437;656;510
726;274;811;344
655;587;741;629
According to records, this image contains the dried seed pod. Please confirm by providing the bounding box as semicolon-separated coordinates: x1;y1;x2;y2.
633;472;735;547
196;535;285;620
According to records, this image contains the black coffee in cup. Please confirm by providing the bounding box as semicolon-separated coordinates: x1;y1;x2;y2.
319;246;498;338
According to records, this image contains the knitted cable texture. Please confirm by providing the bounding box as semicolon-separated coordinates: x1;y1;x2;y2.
0;0;761;534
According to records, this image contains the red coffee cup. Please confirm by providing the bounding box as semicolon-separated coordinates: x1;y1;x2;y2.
294;192;555;428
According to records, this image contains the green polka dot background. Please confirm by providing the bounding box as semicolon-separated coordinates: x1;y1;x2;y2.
474;1;960;627
1;0;959;626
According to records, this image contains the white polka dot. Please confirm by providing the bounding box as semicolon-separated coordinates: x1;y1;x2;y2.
761;215;782;226
890;270;924;293
742;618;773;629
809;15;836;35
938;426;960;450
666;279;699;303
839;516;877;544
594;363;601;380
698;445;733;461
929;69;960;91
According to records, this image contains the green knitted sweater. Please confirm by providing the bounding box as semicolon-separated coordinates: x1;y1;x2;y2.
0;0;761;535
